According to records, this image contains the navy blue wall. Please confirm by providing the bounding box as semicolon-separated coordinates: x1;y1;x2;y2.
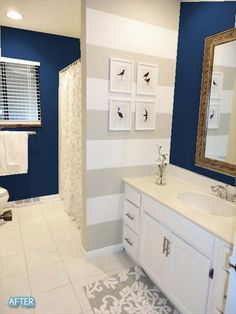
0;27;80;200
170;2;236;185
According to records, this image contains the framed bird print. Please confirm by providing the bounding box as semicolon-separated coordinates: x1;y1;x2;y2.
137;63;158;96
109;98;132;131
109;58;133;93
135;100;156;130
207;103;220;129
210;72;224;99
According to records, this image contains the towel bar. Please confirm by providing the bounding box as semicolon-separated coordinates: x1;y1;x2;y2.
0;130;36;135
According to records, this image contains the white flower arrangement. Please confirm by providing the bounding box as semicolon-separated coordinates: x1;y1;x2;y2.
156;145;168;185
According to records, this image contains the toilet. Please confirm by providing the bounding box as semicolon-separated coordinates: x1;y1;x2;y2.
0;187;9;213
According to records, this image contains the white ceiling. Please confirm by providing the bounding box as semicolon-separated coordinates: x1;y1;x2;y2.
0;0;81;38
0;0;235;38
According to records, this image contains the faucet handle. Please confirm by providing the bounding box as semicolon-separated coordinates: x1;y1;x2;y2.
211;184;229;200
211;184;227;191
228;194;236;203
211;185;221;192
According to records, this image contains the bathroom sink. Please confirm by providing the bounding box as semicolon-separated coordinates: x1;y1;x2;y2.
177;192;236;217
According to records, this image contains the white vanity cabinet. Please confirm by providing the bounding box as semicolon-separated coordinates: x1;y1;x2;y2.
140;211;211;314
164;227;211;314
122;185;141;261
139;212;169;289
122;183;232;314
208;241;232;314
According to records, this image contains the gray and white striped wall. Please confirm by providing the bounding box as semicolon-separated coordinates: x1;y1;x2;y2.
82;0;180;252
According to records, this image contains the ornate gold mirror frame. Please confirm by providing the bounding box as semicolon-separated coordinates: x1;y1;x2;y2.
195;28;236;176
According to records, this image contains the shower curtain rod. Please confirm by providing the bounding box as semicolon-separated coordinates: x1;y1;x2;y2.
59;58;81;73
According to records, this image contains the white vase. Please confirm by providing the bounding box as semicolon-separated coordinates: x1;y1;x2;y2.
155;162;167;185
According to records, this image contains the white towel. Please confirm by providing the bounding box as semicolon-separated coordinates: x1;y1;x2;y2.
0;131;28;176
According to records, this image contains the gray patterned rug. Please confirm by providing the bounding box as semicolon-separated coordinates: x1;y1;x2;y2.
83;266;180;314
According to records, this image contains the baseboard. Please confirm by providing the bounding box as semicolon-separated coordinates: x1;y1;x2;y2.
82;243;124;260
12;194;61;208
40;194;61;202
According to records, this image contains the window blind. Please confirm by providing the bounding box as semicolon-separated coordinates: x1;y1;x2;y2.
0;57;41;126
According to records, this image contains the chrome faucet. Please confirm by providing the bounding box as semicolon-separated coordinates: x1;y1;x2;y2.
211;184;236;203
211;185;229;200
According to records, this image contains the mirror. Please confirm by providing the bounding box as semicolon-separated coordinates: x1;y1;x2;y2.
196;28;236;176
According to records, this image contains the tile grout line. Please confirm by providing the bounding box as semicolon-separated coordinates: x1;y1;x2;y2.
2;201;133;314
16;206;36;314
17;204;75;313
22;204;83;313
1;202;85;314
19;209;61;272
41;205;85;312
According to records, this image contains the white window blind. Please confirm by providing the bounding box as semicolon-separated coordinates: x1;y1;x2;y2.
0;57;41;126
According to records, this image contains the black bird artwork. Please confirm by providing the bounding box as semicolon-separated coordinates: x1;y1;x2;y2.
210;110;215;120
117;69;125;80
143;72;149;78
213;80;217;86
144;77;151;85
117;107;124;119
143;109;148;122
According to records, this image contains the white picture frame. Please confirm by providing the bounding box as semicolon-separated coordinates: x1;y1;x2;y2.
109;98;132;131
109;58;133;93
210;72;224;99
135;100;156;130
137;63;158;96
207;103;220;129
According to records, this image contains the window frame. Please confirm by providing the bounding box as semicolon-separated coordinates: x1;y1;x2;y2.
0;57;41;128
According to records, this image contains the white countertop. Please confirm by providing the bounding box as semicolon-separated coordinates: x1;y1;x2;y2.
123;175;236;246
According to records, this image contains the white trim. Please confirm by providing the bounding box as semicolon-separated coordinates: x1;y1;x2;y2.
13;194;61;207
40;194;61;202
0;57;40;66
82;243;124;260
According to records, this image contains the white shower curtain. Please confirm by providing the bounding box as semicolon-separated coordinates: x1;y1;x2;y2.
59;60;82;227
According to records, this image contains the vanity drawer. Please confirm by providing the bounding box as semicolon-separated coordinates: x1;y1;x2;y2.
125;185;141;207
124;200;140;233
142;194;215;258
123;224;138;260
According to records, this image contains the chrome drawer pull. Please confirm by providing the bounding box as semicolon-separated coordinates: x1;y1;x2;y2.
125;213;134;220
162;236;170;256
124;237;133;246
165;238;170;257
163;236;168;254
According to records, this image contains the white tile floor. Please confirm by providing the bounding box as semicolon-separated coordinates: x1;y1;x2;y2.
0;200;133;314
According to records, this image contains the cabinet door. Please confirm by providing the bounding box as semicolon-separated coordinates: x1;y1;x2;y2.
139;212;167;288
165;233;212;314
